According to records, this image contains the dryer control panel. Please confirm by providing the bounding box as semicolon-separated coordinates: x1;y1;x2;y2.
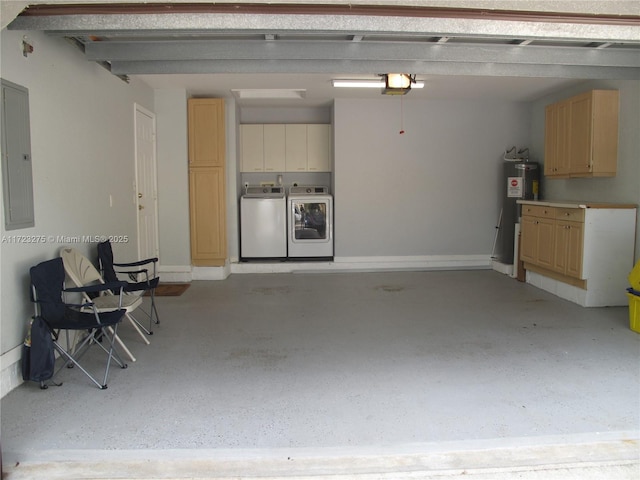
289;185;329;195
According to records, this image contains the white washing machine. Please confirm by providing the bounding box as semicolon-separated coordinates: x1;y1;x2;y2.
287;186;333;258
241;186;287;258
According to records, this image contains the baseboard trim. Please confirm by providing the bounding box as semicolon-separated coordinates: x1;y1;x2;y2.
158;256;492;278
1;345;24;398
231;255;491;274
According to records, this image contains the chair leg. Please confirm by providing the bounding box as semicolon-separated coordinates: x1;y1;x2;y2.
107;326;136;362
99;325;128;387
150;290;160;326
134;293;159;335
51;326;128;389
126;312;151;345
91;328;127;370
51;333;108;389
129;311;153;336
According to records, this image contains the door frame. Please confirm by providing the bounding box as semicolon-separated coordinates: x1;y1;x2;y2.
134;103;160;261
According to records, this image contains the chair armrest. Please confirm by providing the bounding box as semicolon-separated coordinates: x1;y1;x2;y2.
33;298;93;309
114;258;158;280
115;268;147;275
113;258;158;267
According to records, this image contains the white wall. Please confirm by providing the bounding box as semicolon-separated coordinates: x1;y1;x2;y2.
0;29;154;395
530;80;640;261
333;98;531;260
154;89;190;268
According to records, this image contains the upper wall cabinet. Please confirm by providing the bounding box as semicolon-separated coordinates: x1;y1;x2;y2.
240;123;331;173
306;124;331;172
188;98;225;167
544;90;619;178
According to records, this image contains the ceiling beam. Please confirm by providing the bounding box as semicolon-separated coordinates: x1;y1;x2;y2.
109;58;639;80
84;40;639;69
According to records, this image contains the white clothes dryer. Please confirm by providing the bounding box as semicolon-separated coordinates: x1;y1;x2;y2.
287;186;333;258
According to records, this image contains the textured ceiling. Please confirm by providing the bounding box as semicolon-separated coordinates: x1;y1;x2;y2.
5;1;639;105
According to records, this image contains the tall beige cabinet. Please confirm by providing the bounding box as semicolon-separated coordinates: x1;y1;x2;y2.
187;98;227;266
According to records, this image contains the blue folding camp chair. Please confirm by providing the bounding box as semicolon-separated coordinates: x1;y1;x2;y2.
30;257;128;389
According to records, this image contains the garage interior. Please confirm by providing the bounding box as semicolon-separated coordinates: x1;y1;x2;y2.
1;1;639;479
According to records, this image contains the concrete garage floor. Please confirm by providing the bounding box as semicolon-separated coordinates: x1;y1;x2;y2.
1;270;639;479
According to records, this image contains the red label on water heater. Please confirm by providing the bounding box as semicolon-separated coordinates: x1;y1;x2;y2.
507;177;523;197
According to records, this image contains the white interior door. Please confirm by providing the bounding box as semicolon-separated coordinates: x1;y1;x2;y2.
135;104;159;261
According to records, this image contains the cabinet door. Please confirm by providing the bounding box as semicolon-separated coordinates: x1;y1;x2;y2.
307;124;331;172
569;93;593;175
556;101;571;175
264;124;286;172
536;217;555;269
590;90;619;176
240;124;264;172
544;102;570;177
285;124;307;171
553;221;584;278
544;105;558;177
553;221;570;274
520;216;538;264
566;221;584;278
188;98;225;167
189;167;227;266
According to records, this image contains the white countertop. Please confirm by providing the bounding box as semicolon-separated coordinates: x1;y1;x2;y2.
517;199;636;209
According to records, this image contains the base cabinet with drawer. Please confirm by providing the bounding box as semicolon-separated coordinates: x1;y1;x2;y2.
520;208;555;270
519;200;636;307
553;216;584;278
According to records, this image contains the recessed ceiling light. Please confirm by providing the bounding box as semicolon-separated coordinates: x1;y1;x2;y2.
231;89;307;99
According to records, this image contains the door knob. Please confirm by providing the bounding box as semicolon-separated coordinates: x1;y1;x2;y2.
138;193;143;198
138;205;144;210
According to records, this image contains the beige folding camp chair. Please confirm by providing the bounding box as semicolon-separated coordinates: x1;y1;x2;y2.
60;247;150;362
